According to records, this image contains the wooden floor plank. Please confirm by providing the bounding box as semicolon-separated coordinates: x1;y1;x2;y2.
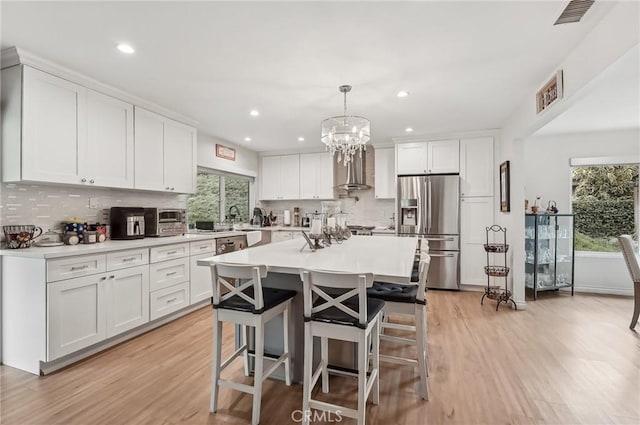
1;291;638;424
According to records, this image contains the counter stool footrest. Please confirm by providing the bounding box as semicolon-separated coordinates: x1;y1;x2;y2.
218;380;254;394
380;354;418;367
261;353;289;382
380;334;416;345
221;344;248;370
309;400;358;420
382;322;416;332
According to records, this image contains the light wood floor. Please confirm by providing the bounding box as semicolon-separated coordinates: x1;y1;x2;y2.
1;291;638;425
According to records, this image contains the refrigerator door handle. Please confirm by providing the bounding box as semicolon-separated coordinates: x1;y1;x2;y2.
426;237;455;242
428;253;456;258
427;179;432;233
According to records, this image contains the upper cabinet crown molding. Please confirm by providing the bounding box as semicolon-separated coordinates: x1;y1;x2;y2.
0;46;197;127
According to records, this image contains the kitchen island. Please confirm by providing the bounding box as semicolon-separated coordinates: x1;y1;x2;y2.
198;235;417;381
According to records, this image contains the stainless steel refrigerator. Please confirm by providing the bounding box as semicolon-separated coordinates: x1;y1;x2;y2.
397;175;460;290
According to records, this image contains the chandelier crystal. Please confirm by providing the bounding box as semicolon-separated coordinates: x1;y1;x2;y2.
321;85;370;166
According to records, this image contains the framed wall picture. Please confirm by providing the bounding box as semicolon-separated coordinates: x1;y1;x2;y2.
500;161;510;212
215;144;236;161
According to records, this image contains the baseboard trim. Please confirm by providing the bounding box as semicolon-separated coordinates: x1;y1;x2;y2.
573;286;633;297
39;300;210;375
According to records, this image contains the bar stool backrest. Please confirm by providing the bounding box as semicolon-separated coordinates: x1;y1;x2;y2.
301;269;374;327
416;254;431;303
211;263;269;311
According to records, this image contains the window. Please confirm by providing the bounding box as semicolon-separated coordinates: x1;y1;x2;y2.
570;160;639;252
187;172;251;226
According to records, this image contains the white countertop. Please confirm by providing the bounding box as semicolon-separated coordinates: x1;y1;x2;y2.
198;235;417;283
0;231;245;259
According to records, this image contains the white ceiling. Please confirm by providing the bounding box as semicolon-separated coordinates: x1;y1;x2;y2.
535;45;640;136
1;1;615;152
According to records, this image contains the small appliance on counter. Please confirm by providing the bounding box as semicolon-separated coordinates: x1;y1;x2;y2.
301;213;310;228
293;207;301;227
283;210;291;226
110;207;145;240
144;208;186;237
251;208;265;227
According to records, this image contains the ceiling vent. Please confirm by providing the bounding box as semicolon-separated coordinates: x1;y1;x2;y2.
554;0;595;25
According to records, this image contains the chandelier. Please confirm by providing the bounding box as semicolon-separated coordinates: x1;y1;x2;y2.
321;85;370;165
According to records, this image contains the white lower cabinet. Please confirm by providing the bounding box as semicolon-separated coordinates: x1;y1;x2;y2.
105;265;150;338
48;273;107;360
460;197;495;286
150;282;190;321
190;252;214;304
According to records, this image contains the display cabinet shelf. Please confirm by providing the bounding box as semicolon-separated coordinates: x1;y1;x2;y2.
525;213;575;300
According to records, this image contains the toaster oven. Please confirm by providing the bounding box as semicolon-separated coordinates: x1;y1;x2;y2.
144;208;186;237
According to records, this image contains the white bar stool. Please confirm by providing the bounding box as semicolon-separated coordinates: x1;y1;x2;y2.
367;253;431;400
300;269;384;425
208;262;295;425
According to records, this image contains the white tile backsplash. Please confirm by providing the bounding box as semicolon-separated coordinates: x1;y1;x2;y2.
259;189;395;228
0;183;187;234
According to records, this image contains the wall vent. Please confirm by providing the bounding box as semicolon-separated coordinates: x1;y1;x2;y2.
554;0;595;25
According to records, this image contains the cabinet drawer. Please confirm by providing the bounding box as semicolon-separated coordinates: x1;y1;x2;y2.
150;257;190;291
150;282;190;321
149;243;188;263
47;255;106;283
106;249;150;271
190;239;216;255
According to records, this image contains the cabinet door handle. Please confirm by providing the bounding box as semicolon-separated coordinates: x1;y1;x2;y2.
89;179;95;184
122;257;137;262
199;245;209;250
166;297;178;303
165;187;170;190
100;276;107;281
81;178;87;183
71;265;89;271
108;275;115;279
166;250;177;255
166;271;178;276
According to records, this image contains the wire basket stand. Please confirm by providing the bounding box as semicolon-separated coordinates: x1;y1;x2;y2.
481;224;517;311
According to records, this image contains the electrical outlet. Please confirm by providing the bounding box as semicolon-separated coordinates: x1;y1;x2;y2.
89;197;98;209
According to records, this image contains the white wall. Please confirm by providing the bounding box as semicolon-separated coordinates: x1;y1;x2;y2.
524;129;640;212
197;132;258;178
498;1;640;307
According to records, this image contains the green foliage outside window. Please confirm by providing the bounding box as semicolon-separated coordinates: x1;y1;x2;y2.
571;165;639;252
187;173;250;226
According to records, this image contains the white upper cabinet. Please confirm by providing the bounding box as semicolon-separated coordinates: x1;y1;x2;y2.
460;137;494;197
163;119;197;193
134;107;165;191
397;139;459;175
374;147;395;199
427;139;459;174
17;66;87;184
397;142;428;175
260;155;300;200
85;90;134;188
134;107;197;194
261;156;281;200
299;152;334;200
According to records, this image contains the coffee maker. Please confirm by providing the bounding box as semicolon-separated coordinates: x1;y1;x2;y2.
251;207;265;227
110;207;145;240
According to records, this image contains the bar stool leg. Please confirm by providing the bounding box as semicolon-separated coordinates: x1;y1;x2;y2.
320;337;329;393
243;325;250;377
252;321;265;425
210;310;222;412
283;303;292;386
357;332;367;425
372;315;380;405
416;306;429;401
302;322;313;425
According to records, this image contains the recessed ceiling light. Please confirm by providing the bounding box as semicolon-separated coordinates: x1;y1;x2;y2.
405;127;414;132
244;137;252;142
298;137;305;142
397;91;409;98
249;110;260;117
116;43;135;54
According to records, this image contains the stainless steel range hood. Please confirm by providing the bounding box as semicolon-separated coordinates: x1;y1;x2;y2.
335;151;370;191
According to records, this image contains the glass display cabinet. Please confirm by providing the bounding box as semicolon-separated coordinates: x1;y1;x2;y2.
525;214;575;300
